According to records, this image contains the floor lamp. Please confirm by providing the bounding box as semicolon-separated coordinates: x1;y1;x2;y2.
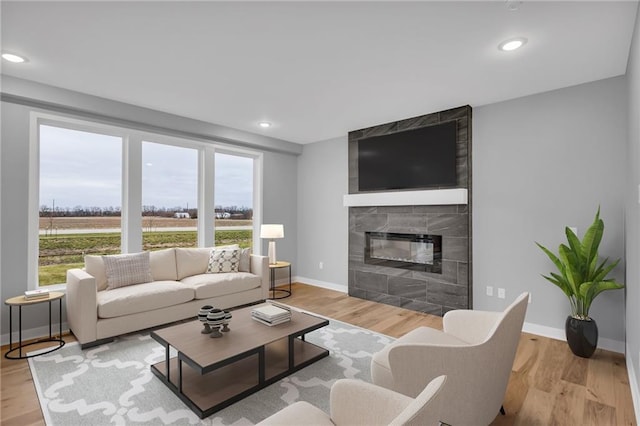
260;224;284;265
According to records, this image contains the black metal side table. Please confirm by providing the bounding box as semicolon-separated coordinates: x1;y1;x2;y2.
4;291;65;359
268;261;292;299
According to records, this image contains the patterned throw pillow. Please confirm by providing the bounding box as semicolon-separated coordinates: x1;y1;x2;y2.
207;249;240;274
102;252;153;290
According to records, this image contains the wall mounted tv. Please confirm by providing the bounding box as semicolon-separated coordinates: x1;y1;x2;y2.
357;120;457;192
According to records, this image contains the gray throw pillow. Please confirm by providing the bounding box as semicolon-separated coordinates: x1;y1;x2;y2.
102;252;153;290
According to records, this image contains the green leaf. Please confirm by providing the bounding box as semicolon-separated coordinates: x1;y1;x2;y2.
581;210;604;268
592;258;620;282
566;227;584;263
536;242;563;271
542;274;573;298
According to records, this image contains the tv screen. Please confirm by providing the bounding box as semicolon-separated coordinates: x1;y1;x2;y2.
357;121;457;191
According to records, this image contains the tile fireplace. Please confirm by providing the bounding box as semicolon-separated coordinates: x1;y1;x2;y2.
347;105;472;315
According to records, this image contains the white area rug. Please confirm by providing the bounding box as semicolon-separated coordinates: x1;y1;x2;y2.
29;319;392;425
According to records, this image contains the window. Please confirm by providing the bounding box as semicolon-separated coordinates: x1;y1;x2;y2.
142;141;198;250
31;114;263;288
38;125;122;286
214;152;254;249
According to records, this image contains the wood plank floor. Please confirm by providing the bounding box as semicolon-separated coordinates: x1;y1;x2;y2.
1;283;635;425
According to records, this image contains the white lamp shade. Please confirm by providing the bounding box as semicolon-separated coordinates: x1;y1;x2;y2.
260;224;284;239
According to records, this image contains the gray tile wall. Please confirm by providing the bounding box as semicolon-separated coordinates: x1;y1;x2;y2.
347;106;472;315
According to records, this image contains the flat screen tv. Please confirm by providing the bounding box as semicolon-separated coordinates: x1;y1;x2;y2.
357;121;457;192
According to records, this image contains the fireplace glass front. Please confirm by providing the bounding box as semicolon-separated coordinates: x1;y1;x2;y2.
365;232;442;273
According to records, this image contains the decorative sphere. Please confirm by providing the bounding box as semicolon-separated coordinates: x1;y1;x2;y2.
207;308;226;326
198;305;214;322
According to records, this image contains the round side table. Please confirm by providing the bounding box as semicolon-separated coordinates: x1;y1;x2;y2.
268;261;292;299
4;291;66;359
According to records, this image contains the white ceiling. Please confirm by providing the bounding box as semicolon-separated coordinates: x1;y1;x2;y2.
1;1;638;144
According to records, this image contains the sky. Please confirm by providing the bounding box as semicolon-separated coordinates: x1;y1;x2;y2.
39;125;253;210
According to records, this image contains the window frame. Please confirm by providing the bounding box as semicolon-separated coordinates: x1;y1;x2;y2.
29;112;263;289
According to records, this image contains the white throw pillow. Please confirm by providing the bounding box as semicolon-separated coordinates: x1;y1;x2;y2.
207;249;240;273
102;252;153;290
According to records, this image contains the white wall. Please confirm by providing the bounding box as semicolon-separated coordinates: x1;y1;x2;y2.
296;136;348;290
625;4;640;412
474;76;627;346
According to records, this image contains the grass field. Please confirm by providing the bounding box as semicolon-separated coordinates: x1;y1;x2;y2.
40;216;251;230
39;229;252;286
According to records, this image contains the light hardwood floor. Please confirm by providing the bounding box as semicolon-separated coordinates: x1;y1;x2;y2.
1;283;636;425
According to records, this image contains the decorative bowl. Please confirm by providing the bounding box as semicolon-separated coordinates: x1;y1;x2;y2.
198;305;214;334
207;309;226;338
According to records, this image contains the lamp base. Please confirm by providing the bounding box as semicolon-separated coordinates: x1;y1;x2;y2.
268;240;277;265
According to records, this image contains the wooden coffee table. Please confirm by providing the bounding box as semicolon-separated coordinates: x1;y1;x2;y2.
150;304;330;418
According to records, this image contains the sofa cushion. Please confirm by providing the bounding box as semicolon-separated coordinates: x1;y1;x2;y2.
175;245;239;279
181;272;261;299
85;255;108;291
207;249;240;273
149;248;178;281
103;252;154;290
97;280;194;318
238;248;251;272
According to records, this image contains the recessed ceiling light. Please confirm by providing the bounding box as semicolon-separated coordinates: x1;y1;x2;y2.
259;122;272;128
2;52;27;63
498;38;527;52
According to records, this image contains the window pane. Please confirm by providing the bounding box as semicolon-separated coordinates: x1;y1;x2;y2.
39;125;122;286
214;152;253;248
142;142;198;250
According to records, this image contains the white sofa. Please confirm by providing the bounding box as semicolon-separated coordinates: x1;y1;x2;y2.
66;247;269;348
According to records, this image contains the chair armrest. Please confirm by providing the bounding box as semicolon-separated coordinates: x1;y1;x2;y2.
250;254;270;300
330;379;413;425
66;269;98;344
387;343;482;398
442;310;502;344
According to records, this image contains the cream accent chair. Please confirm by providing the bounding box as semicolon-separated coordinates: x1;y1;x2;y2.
371;292;529;426
256;375;447;426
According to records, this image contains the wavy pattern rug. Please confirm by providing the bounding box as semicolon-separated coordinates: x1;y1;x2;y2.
29;318;393;425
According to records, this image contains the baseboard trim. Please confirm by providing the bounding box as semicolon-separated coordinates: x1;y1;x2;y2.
626;343;640;424
1;322;70;347
523;321;624;354
294;276;348;293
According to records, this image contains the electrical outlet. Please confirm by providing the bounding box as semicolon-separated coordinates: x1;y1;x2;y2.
319;262;323;270
486;286;494;297
498;288;506;299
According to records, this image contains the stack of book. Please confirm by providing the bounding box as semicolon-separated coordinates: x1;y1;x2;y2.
251;303;291;326
24;289;50;300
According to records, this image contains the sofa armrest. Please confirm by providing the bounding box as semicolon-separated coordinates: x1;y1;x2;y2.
66;268;98;345
330;379;412;425
250;254;270;300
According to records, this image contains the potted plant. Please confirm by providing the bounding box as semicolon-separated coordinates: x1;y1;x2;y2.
536;208;624;358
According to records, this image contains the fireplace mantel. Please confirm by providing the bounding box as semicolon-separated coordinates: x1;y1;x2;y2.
343;188;467;207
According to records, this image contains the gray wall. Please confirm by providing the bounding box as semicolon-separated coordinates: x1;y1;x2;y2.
473;76;627;343
295;77;628;345
296;136;348;288
625;5;640;402
262;150;299;282
0;83;300;341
